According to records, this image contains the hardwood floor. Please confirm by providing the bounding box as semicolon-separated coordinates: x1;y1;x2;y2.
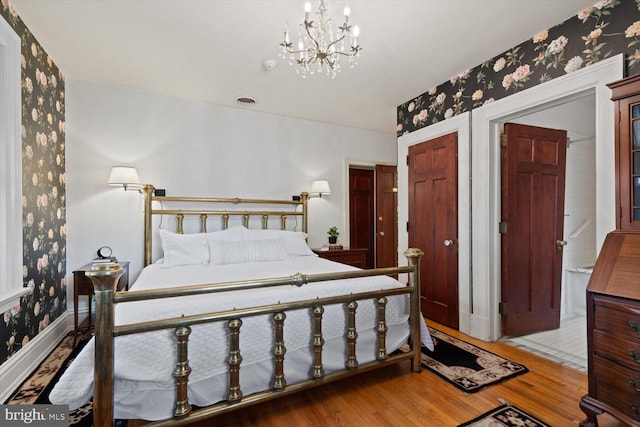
128;320;627;426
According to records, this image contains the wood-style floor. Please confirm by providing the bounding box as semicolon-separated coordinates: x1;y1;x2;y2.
131;321;626;427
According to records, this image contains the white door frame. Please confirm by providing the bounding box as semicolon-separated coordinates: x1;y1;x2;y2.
398;112;472;335
471;55;623;341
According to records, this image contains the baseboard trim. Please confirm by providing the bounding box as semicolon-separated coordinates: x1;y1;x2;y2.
459;310;472;337
0;310;72;403
469;313;493;341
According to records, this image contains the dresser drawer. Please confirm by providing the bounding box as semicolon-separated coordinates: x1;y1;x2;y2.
594;297;640;343
313;249;368;269
594;330;640;371
593;355;640;422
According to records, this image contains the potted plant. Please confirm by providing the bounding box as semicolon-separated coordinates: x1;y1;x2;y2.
327;226;339;244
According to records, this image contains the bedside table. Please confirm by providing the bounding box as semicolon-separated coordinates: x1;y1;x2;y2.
313;248;368;268
73;261;129;341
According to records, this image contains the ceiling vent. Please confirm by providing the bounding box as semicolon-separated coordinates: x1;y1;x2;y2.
236;97;256;106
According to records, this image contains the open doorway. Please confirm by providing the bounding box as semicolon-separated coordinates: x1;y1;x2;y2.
499;95;596;371
470;55;621;367
348;165;398;269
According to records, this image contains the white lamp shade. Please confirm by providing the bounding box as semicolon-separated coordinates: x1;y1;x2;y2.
108;166;141;187
311;180;331;196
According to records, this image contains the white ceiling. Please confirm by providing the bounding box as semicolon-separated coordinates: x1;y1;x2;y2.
11;0;596;134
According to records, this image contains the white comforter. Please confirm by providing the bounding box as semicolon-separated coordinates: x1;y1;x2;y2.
51;256;432;420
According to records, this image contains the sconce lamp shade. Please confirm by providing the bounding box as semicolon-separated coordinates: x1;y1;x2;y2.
108;166;141;190
311;180;331;198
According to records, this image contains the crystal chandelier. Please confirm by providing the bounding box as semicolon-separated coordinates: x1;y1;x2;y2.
279;1;361;78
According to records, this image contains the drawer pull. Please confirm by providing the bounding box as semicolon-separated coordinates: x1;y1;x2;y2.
630;350;640;362
633;405;640;415
630;379;640;392
630;321;640;333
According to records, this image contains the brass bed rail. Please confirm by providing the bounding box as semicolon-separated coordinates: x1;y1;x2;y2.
86;248;423;427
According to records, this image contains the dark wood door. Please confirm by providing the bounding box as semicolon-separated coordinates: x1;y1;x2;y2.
501;123;567;336
375;165;398;269
349;168;374;268
408;133;459;329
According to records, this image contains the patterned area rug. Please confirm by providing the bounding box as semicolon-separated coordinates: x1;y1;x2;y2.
421;327;528;393
458;403;550;427
5;331;93;426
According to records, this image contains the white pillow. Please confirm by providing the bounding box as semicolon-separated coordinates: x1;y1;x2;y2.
158;230;209;267
210;238;290;265
205;226;246;242
241;229;315;256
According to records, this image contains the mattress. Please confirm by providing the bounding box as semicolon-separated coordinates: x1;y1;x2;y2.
50;256;432;420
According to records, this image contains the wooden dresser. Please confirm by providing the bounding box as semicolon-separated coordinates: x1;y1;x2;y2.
580;232;640;426
581;74;640;426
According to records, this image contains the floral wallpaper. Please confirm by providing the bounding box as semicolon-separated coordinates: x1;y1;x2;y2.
398;0;640;136
0;1;66;365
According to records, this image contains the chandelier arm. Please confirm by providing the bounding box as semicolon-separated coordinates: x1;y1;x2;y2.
304;21;323;55
325;33;347;53
334;48;360;58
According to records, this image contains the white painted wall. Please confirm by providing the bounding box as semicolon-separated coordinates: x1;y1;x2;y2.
65;80;397;293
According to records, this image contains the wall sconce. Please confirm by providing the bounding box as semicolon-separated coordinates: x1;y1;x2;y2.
108;166;141;191
310;180;331;198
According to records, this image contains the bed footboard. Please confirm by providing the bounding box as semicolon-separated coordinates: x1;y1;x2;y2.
87;249;423;427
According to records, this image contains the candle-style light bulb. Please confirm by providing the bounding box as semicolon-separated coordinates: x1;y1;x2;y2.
344;5;350;22
352;25;359;47
304;2;311;21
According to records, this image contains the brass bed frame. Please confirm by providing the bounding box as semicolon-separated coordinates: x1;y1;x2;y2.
87;185;423;426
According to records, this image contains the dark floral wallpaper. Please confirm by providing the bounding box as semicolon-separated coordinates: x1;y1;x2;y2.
0;1;66;365
398;0;640;136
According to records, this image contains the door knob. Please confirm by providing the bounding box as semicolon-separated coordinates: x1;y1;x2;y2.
556;240;567;249
444;239;455;247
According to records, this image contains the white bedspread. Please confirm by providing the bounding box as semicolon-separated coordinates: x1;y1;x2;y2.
50;256;432;420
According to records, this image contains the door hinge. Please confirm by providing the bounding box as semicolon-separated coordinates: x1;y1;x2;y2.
406;221;409;232
499;302;507;314
406;155;409;166
500;133;508;148
499;222;507;234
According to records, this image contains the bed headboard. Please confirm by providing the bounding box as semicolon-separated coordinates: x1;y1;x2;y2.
142;185;309;266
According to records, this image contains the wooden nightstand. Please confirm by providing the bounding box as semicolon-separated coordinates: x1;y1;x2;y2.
73;261;129;341
313;248;368;268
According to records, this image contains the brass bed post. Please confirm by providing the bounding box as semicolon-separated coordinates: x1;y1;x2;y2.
173;326;192;417
376;297;389;361
85;263;124;427
405;248;424;373
227;319;243;402
272;312;286;390
312;306;325;379
143;184;155;266
300;192;309;233
200;214;208;233
346;301;359;369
